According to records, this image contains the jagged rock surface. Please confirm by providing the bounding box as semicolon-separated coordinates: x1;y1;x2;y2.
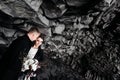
1;0;120;80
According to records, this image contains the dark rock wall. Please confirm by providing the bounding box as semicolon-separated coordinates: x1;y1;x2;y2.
0;0;120;80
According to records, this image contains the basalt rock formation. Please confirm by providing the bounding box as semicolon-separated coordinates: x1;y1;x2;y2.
0;0;120;80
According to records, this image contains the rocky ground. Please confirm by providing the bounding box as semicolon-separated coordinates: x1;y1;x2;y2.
0;0;120;80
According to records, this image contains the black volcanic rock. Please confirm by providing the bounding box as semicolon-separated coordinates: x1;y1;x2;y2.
0;0;120;80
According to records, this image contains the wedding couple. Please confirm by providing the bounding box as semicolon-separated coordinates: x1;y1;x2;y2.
0;27;44;80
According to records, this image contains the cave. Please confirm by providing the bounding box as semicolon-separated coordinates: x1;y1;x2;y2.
0;0;120;80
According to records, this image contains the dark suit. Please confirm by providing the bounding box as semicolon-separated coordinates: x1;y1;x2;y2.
0;34;43;80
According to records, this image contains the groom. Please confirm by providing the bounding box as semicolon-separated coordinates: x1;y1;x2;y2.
1;27;44;80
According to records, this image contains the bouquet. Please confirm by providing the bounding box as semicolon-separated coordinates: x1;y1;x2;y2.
21;58;40;72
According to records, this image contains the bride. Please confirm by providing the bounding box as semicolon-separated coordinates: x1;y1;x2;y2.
19;37;43;80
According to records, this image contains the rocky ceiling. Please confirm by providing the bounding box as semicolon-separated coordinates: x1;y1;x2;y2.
1;0;120;80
